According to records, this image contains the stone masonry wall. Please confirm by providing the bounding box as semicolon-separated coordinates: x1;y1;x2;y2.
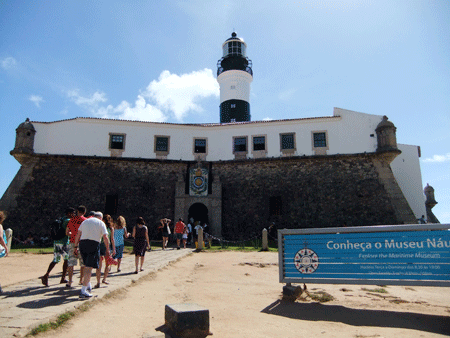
4;155;185;240
2;152;408;242
214;154;399;239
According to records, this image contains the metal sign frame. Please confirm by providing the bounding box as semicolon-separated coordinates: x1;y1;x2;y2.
278;224;450;287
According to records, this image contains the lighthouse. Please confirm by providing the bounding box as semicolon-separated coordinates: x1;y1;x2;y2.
217;32;253;123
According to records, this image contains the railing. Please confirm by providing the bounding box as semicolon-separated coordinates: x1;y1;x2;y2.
217;57;253;77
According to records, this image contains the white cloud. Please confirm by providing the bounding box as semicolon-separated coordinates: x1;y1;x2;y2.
67;69;219;122
1;57;17;70
143;68;219;121
422;153;450;163
263;117;274;121
67;89;107;108
29;95;44;108
96;95;167;122
278;88;297;101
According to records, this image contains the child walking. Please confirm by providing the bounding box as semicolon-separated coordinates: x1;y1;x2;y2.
132;217;150;274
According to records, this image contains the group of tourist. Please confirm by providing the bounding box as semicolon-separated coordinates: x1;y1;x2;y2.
158;217;210;250
0;207;209;298
35;205;151;299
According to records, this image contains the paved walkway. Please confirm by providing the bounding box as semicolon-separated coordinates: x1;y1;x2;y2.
0;248;193;337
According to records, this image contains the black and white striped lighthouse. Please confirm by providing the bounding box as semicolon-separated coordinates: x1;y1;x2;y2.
217;32;253;123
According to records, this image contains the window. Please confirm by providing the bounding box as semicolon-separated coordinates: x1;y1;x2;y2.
109;134;125;150
154;135;170;157
231;103;236;108
194;139;206;153
222;40;246;57
253;136;266;151
313;132;327;148
280;133;295;150
155;137;168;152
228;41;242;55
234;137;247;152
311;131;329;155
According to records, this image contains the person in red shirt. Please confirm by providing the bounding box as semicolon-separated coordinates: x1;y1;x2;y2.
174;218;186;250
65;205;87;287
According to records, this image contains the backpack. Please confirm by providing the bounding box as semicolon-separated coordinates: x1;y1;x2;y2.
50;217;66;241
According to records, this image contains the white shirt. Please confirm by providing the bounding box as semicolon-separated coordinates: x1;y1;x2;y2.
79;217;107;243
194;224;203;235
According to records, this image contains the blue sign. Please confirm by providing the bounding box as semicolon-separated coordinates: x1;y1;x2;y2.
279;224;450;286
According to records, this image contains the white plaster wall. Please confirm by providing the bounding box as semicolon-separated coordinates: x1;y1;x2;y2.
32;108;384;161
217;70;252;103
332;108;381;154
391;144;426;221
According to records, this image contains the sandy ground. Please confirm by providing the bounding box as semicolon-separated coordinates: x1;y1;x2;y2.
1;251;450;338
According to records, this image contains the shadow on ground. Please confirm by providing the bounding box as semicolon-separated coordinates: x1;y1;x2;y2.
261;300;450;335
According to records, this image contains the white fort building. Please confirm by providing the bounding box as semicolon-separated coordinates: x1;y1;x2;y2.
1;33;431;239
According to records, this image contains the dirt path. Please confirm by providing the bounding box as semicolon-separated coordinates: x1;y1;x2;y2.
1;251;450;337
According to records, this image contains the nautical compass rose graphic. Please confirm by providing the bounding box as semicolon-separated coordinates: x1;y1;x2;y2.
294;241;319;274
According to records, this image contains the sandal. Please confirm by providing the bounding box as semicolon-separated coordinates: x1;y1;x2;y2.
102;280;109;284
134;271;138;274
94;283;100;288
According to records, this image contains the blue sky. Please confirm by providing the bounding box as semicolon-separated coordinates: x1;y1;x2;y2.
1;1;449;222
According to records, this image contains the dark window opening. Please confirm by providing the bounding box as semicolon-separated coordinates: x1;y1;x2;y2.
234;137;247;152
281;134;295;150
269;196;282;216
313;132;327;148
155;137;169;152
110;135;124;150
195;139;206;153
253;136;266;151
105;194;118;215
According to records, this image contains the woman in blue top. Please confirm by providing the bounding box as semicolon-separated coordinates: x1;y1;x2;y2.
114;216;129;272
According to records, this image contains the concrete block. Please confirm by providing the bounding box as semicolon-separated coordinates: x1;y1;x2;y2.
165;303;209;338
282;285;302;301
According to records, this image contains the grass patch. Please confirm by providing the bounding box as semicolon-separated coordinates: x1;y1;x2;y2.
27;311;75;336
207;245;277;252
309;291;334;303
10;247;53;254
361;287;388;294
27;291;100;336
389;299;409;304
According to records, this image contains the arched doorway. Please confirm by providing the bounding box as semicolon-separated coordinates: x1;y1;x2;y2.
188;203;209;226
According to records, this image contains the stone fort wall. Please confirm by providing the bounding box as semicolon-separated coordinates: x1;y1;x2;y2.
1;152;416;241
